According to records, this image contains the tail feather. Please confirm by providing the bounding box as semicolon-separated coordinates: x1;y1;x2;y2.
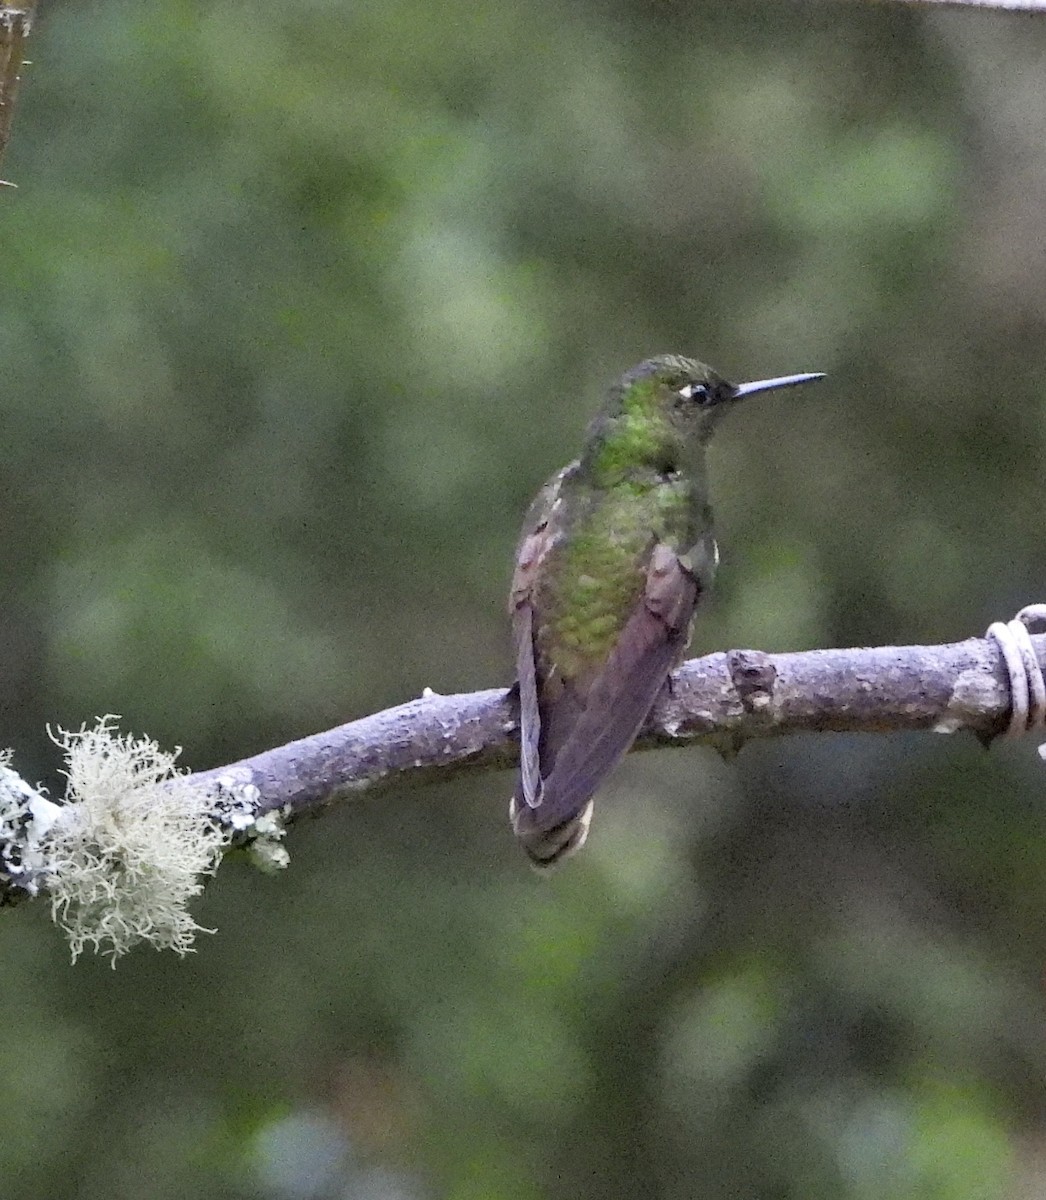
509;790;593;871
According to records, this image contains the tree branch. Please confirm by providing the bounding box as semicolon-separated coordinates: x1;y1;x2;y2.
0;1;34;185
878;0;1046;9
190;631;1043;820
2;630;1034;960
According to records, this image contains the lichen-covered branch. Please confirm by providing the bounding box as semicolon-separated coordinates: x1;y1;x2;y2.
0;630;1041;961
0;1;35;184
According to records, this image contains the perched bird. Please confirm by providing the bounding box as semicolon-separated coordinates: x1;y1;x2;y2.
509;354;824;869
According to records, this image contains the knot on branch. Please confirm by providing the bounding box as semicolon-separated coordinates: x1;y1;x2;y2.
727;649;778;716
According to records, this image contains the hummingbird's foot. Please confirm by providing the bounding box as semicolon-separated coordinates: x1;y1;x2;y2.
509;797;594;872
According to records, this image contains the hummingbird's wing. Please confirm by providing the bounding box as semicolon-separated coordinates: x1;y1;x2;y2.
513;599;543;809
510;468;573;810
511;538;699;868
534;541;698;828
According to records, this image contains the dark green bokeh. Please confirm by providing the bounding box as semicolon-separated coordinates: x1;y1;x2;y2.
2;1;1046;1196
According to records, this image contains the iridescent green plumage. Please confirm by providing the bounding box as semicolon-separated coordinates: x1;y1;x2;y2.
510;355;823;869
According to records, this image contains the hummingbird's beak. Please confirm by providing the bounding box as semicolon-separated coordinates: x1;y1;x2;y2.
731;372;825;400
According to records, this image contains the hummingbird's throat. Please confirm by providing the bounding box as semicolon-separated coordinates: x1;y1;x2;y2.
590;409;685;488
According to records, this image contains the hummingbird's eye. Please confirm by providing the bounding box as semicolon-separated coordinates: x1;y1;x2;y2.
677;382;710;405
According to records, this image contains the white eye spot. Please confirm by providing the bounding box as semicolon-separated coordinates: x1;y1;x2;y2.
678;383;708;403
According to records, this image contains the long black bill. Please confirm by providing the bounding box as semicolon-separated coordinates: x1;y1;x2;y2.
732;371;825;399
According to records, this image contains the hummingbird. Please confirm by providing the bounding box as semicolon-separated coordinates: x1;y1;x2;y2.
509;354;824;869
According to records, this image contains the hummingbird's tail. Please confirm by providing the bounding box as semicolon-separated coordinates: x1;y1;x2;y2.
509;792;594;871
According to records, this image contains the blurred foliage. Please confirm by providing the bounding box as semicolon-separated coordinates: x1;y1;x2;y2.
2;0;1046;1196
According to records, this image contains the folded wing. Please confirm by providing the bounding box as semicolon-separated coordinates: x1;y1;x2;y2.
511;540;699;868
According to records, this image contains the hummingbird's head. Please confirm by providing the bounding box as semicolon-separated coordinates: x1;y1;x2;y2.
614;354;825;445
582;355;824;486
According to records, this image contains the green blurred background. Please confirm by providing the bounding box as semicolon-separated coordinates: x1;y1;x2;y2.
3;0;1046;1196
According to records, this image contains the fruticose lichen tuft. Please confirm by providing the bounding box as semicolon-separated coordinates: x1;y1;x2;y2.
46;719;228;964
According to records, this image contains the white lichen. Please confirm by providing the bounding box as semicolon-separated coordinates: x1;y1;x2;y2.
210;773;262;832
45;719;228;964
246;810;290;873
0;752;63;893
208;774;290;872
